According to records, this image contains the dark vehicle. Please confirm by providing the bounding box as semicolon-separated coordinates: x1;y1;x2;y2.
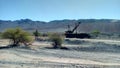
65;22;91;38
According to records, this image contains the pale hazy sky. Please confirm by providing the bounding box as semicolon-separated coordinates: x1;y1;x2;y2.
0;0;120;21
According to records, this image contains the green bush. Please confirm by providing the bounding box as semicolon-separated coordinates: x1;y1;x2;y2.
91;30;100;37
49;33;64;48
2;28;33;47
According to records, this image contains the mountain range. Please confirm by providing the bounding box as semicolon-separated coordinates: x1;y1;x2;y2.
0;19;120;33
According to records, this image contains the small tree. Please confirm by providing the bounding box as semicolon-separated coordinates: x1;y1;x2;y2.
49;33;64;48
33;29;40;40
2;28;33;47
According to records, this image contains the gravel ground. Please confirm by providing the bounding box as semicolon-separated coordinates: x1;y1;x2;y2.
0;39;120;68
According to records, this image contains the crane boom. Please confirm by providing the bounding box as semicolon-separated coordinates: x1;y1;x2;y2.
71;22;81;33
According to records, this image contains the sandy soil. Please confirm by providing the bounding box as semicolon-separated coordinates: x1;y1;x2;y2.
0;39;10;46
0;39;120;68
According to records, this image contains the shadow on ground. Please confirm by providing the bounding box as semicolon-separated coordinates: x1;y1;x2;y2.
0;46;10;49
45;47;69;50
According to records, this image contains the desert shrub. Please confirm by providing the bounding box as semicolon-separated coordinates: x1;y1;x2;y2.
49;33;64;48
0;32;2;38
91;30;100;37
46;32;53;37
2;28;33;47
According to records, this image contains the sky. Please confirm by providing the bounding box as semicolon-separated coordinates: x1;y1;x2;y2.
0;0;120;22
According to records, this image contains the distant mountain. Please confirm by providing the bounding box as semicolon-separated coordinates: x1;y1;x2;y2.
0;19;120;33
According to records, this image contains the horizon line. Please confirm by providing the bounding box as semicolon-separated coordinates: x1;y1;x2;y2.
0;18;120;22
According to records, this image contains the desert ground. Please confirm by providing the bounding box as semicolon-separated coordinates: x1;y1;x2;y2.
0;38;120;68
